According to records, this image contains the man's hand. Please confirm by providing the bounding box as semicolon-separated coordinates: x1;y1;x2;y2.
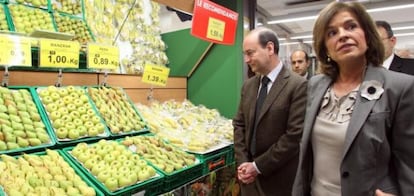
237;162;258;184
375;189;396;196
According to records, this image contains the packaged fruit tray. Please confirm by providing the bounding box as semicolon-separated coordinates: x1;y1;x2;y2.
7;3;56;34
9;0;49;10
61;139;165;196
119;135;204;191
0;3;12;32
86;86;149;137
0;149;103;196
34;85;110;145
0;86;56;155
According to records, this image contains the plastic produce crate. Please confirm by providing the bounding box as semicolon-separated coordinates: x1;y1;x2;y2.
0;149;103;196
0;3;12;31
52;12;95;44
118;135;204;192
7;3;55;34
191;145;233;175
33;85;110;146
61;141;165;196
86;86;149;137
0;86;56;155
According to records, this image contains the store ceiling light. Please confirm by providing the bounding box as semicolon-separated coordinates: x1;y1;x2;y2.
367;4;414;13
266;3;414;25
395;32;414;37
393;26;414;31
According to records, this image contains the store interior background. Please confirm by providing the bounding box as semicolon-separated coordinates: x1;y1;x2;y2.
157;0;414;118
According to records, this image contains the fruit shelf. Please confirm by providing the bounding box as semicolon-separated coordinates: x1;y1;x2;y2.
61;140;165;196
86;86;150;137
33;85;111;146
0;86;56;155
0;149;104;196
118;134;205;192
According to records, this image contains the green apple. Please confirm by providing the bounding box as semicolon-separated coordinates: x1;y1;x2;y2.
56;127;68;139
67;104;77;112
88;127;99;136
84;121;94;129
58;89;69;96
42;96;54;104
63;95;73;105
68;129;80;139
97;170;111;182
46;103;58;113
53;119;64;129
49;111;62;121
138;167;152;181
50;92;60;101
73;99;83;107
104;177;118;191
83;159;97;170
91;164;107;176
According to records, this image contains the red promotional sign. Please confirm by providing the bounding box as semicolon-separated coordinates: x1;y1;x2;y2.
191;0;239;45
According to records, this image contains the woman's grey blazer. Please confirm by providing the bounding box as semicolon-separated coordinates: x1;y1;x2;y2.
293;65;414;196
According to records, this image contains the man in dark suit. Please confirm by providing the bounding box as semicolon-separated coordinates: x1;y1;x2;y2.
233;27;307;195
376;20;414;75
290;49;312;80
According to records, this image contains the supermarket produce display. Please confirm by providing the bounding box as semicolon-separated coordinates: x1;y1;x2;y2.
0;0;237;194
0;85;235;195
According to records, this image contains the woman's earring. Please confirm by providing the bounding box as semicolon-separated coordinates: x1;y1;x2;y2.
327;55;331;63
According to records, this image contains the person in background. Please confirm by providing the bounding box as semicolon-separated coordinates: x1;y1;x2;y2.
376;20;414;75
233;27;307;195
293;1;414;196
291;49;312;79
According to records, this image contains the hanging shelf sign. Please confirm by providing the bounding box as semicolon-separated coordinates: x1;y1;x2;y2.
87;43;119;70
39;39;80;68
0;34;31;67
191;0;238;45
142;64;170;87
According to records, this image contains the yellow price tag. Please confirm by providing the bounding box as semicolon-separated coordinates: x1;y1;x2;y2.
0;35;31;67
39;39;80;68
207;17;225;41
87;44;119;70
142;64;170;86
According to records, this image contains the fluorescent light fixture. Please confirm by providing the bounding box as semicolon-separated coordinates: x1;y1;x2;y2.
279;38;286;41
267;16;317;24
393;26;414;31
257;22;263;26
367;4;414;13
280;42;300;46
395;32;414;37
290;35;313;40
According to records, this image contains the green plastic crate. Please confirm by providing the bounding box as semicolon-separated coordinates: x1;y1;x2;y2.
32;86;111;146
7;3;55;34
117;134;204;192
0;86;56;155
0;3;12;32
86;86;150;137
0;150;104;196
61;144;165;196
187;144;233;175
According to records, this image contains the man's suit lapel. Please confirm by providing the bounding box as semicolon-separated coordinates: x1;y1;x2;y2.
247;76;260;142
256;66;288;122
341;66;384;159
